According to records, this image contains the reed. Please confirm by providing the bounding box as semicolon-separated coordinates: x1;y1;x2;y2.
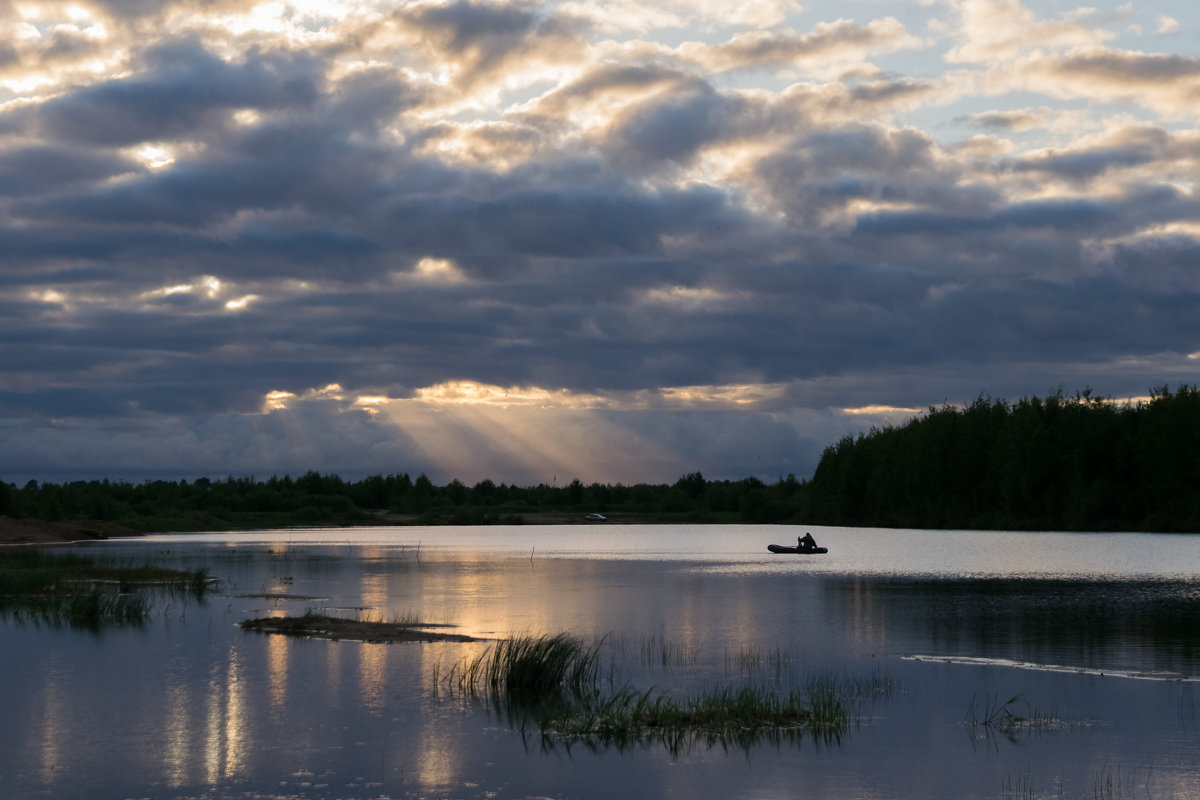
450;633;602;699
638;630;698;669
725;643;793;678
0;550;209;626
1000;772;1036;800
966;693;1027;732
441;632;863;754
1092;760;1136;800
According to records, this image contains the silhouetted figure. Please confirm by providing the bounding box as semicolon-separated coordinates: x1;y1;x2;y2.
798;532;818;551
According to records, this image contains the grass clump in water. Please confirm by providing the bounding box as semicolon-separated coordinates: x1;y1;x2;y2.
0;549;213;628
446;632;602;702
442;632;861;754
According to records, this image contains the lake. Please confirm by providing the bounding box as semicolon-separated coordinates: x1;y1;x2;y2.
2;525;1198;799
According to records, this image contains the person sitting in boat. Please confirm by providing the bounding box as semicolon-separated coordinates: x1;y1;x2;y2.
797;532;818;551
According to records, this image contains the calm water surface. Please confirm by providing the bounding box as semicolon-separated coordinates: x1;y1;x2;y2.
2;525;1198;800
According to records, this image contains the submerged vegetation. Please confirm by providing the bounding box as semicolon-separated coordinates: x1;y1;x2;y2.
437;632;891;755
239;611;477;643
0;548;213;628
4;384;1200;532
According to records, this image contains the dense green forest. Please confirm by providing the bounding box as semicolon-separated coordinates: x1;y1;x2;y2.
810;385;1200;532
0;468;807;531
3;385;1199;533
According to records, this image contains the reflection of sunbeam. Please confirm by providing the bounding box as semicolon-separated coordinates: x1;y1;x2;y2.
205;663;222;784
38;669;63;787
416;728;459;789
360;572;389;712
205;645;248;782
844;578;885;650
359;643;388;714
163;678;190;787
267;633;289;710
225;646;246;777
414;554;557;639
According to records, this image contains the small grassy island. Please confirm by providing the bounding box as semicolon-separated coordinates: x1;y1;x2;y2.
239;612;477;643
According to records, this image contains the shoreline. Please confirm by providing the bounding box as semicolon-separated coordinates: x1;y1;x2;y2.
0;512;650;545
0;516;134;546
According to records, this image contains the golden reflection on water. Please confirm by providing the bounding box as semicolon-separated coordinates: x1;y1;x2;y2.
359;571;390;712
205;662;222;784
358;642;388;713
411;554;559;638
326;631;342;696
842;577;887;650
415;726;459;789
204;645;248;783
163;678;190;787
37;669;63;786
267;632;289;710
225;646;246;776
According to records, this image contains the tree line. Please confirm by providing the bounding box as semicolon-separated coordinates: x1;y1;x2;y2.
3;385;1199;533
0;469;809;531
809;385;1200;532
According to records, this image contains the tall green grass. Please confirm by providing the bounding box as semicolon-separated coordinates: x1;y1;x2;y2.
440;632;873;754
445;633;602;700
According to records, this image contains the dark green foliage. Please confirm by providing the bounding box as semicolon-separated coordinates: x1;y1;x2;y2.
809;385;1200;532
1;469;812;530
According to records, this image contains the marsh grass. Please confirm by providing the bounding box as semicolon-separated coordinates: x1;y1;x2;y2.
1092;760;1138;800
445;632;603;701
355;609;423;626
966;693;1027;734
0;549;213;627
638;629;698;669
440;632;877;755
725;643;793;679
1000;772;1036;800
966;692;1094;751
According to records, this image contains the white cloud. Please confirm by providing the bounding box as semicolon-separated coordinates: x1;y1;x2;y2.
1156;15;1180;35
944;0;1113;63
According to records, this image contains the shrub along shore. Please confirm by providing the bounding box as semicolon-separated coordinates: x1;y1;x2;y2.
4;385;1200;535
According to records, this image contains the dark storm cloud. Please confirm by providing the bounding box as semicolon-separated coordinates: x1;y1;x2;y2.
0;144;137;195
25;38;322;147
4;0;1200;485
385;0;584;91
602;80;727;166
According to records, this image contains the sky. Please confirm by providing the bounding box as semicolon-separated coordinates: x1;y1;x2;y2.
2;0;1200;487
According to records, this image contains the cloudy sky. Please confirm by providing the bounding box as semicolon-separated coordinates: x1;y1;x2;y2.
2;0;1199;487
